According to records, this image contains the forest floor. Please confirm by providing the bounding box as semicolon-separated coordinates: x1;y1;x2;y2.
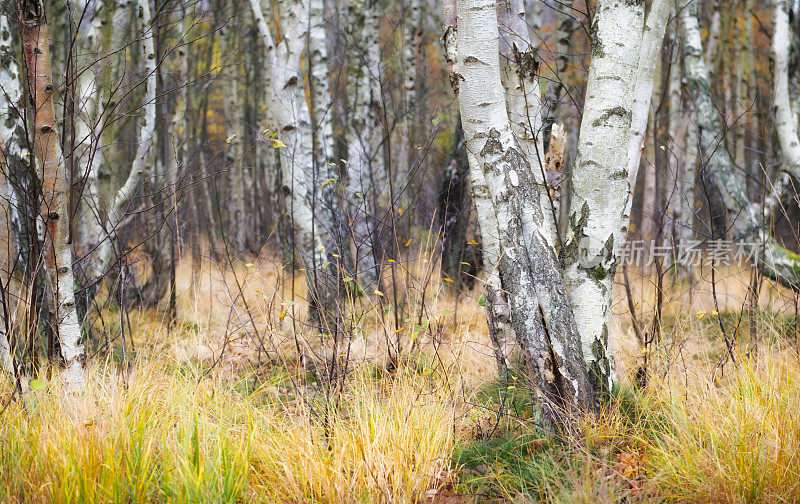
2;252;800;503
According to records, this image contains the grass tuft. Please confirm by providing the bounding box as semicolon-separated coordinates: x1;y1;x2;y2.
0;362;458;504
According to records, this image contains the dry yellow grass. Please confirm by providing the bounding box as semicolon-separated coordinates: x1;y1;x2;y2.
647;350;800;503
2;255;800;503
0;360;459;504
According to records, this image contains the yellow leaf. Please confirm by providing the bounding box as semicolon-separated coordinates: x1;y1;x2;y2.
226;134;237;144
272;139;287;149
405;238;412;247
279;310;287;321
321;178;335;188
444;277;454;283
375;290;384;296
388;259;396;263
398;208;404;216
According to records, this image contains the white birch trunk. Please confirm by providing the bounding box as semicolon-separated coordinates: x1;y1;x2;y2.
19;2;85;386
448;0;593;427
497;0;556;247
0;137;16;380
625;0;670;186
680;110;698;256
445;3;516;372
309;0;335;162
561;0;646;395
72;0;106;251
397;0;421;185
774;0;800;181
468;150;517;372
1;12;32;266
344;0;383;290
0;326;13;378
220;7;246;250
251;0;340;314
705;2;721;75
734;0;754;171
665;31;686;269
87;0;156;290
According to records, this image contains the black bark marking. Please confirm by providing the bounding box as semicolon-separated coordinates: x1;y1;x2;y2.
591;106;631;127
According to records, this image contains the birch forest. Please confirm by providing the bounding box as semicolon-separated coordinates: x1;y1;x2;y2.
2;0;800;501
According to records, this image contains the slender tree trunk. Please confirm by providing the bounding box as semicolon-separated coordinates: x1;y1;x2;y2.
396;0;421;193
665;28;683;269
220;5;246;251
85;0;156;298
18;0;85;386
250;0;341;320
497;0;555;246
774;0;800;181
344;0;383;291
735;0;753;169
467;150;517;375
71;0;106;255
561;0;649;396
445;4;516;376
1;12;34;269
0;137;18;381
309;0;335;164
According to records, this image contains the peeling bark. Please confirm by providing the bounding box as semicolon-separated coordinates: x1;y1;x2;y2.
18;0;85;386
450;0;593;428
561;0;647;397
497;0;556;247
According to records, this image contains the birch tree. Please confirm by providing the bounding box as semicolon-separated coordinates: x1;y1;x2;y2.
397;0;421;184
344;0;384;291
447;0;593;427
0;137;18;382
774;0;800;182
562;0;668;395
445;0;670;423
71;0;106;252
1;11;33;269
17;0;85;386
83;0;157;303
220;5;247;251
250;0;341;319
